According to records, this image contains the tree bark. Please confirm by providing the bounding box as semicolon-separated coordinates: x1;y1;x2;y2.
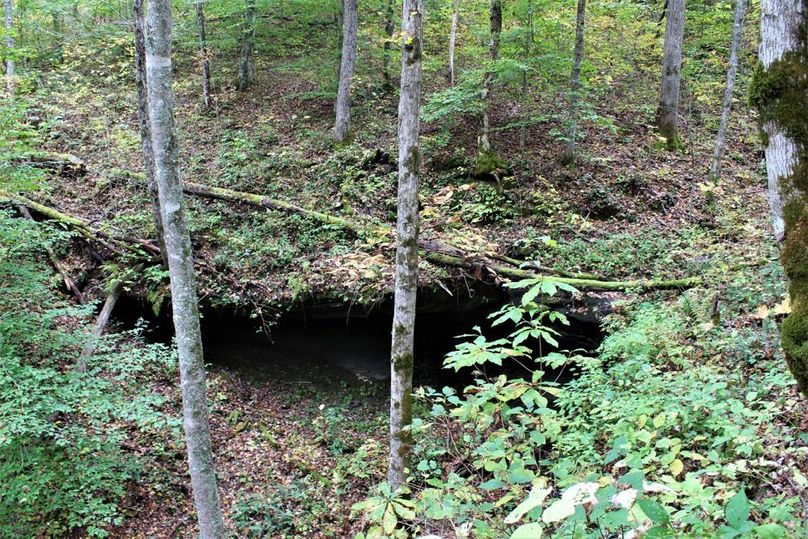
656;0;685;147
134;0;169;268
563;0;587;164
388;0;423;491
709;0;746;179
383;0;394;90
195;1;213;112
4;0;14;93
236;0;256;91
76;280;124;372
144;1;225;535
479;0;501;154
753;0;808;394
334;0;358;142
448;0;459;86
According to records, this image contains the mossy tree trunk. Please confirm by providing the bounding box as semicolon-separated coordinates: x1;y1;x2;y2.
334;0;358;142
753;0;808;394
479;0;501;155
133;0;168;268
194;0;213;112
236;0;256;91
563;0;587;164
145;1;225;535
709;0;745;179
656;0;685;148
389;0;423;491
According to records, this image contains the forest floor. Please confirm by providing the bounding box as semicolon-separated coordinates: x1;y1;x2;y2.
13;34;808;538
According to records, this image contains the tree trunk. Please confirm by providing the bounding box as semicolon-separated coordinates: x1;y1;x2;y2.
519;0;534;151
4;0;14;93
479;0;501;154
334;0;358;142
753;0;808;395
134;0;169;269
709;0;746;179
388;0;423;491
656;0;686;147
195;1;213;112
563;0;587;164
76;280;123;372
144;1;225;535
383;0;394;90
448;0;459;86
236;0;256;91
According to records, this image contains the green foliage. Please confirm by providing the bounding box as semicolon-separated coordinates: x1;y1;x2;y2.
543;228;708;278
354;273;805;537
0;211;178;537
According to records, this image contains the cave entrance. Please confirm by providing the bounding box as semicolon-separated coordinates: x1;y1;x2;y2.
198;284;605;392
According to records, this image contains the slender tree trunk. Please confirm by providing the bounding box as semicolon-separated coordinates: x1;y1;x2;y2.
144;1;225;535
448;0;459;86
236;0;256;91
334;0;358;142
388;0;423;491
195;1;212;112
709;0;746;179
656;0;686;147
382;0;394;91
76;280;123;372
753;0;808;395
479;0;502;154
563;0;587;164
4;0;14;93
519;0;534;151
134;0;168;268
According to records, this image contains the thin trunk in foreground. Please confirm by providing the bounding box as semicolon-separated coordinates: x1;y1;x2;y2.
77;280;123;372
753;0;808;394
709;0;746;179
236;0;256;91
519;0;534;151
656;0;685;147
4;0;14;93
448;0;459;86
134;0;168;268
389;0;424;491
563;0;587;164
144;0;225;535
334;0;358;142
195;0;212;112
479;0;501;154
383;0;394;90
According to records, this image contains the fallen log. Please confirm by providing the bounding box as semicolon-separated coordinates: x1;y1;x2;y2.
0;190;160;258
4;184;703;293
76;280;124;372
424;252;703;291
16;151;87;177
114;172;703;292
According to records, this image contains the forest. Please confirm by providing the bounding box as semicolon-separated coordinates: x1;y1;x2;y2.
1;0;807;537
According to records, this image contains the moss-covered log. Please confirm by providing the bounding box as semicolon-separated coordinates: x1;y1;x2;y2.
0;190;160;257
110;171;704;292
424;252;701;291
